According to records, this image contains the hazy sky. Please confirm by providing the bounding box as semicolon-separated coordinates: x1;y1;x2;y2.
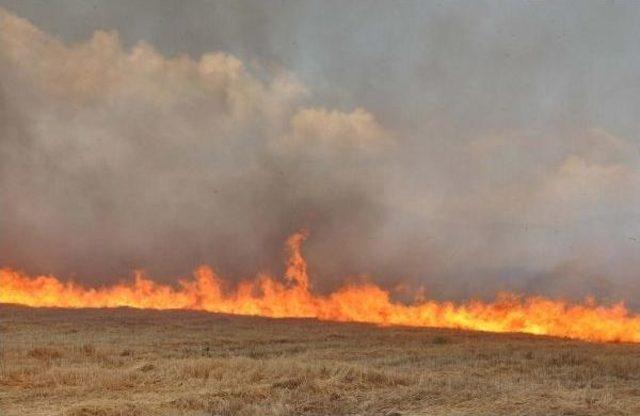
1;1;639;306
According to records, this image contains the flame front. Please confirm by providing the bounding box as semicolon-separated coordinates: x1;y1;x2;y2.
2;232;639;343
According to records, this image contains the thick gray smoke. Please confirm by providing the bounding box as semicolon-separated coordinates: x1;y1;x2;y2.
0;9;394;288
1;3;640;306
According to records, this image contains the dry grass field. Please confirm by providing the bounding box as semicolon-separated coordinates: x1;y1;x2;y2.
1;305;639;416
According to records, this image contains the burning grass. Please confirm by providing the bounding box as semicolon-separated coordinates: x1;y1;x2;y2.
3;232;640;343
1;305;639;415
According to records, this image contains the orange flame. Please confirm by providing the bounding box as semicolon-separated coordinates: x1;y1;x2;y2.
1;232;639;343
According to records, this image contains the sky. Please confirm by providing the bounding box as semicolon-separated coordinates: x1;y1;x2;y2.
1;1;639;306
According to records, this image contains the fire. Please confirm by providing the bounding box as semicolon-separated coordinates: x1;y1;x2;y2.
2;232;639;343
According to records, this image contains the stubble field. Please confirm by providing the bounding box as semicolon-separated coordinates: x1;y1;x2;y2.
1;305;639;416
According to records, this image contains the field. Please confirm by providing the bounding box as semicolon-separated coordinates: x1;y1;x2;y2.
1;305;639;416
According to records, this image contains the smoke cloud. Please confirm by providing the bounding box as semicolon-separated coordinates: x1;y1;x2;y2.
1;4;639;306
0;8;394;287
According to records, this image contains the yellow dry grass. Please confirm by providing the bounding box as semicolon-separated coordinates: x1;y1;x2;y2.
1;305;639;415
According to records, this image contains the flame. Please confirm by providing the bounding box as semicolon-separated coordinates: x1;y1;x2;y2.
2;231;639;343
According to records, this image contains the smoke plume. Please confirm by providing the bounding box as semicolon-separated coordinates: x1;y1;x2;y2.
1;5;639;306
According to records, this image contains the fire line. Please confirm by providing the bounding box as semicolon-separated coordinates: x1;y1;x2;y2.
2;232;639;343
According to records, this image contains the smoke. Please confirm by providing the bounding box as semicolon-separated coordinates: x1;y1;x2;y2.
0;9;393;286
1;5;640;306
